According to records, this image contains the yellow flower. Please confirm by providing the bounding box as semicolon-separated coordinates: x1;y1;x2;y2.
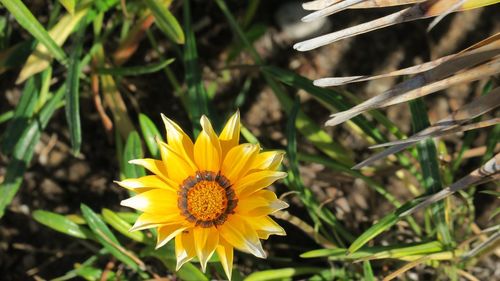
116;111;288;279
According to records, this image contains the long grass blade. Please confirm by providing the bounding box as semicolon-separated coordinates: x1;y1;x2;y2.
409;98;453;245
0;85;65;218
16;6;88;83
400;153;500;217
355;88;500;168
294;0;498;51
80;204;144;270
144;0;184;44
245;267;324;281
96;58;174;76
183;0;210;135
1;0;67;64
65;16;86;155
33;210;94;239
1;76;40;154
326;57;500;127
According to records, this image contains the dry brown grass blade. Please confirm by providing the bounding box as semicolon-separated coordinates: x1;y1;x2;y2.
113;14;155;66
302;0;367;22
399;153;500;218
383;255;432;281
373;118;500;148
376;118;500;148
325;56;500;127
303;0;342;10
314;54;456;87
303;0;424;10
353;88;500;168
316;33;500;87
294;0;496;51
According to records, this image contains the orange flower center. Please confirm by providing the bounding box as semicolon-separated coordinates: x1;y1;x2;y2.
178;171;237;227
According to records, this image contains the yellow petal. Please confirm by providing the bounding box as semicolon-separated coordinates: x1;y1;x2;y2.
220;215;266;258
194;116;221;171
115;175;178;193
236;190;289;216
248;216;286;239
175;229;196;270
251;150;285;171
219;111;240;158
161;114;196;166
129;158;169;180
129;212;183;231
156;224;187;249
221;143;259;183
157;140;196;184
235;171;288;198
120;189;177;213
216;237;234;280
193;227;219;272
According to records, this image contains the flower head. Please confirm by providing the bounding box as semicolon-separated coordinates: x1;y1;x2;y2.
116;111;288;279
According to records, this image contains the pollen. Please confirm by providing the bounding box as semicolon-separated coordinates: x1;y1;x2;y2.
178;171;237;227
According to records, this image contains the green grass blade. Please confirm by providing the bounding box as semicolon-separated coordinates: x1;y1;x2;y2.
58;0;75;14
1;76;40;154
410;99;453;246
287;97;353;244
0;85;65;218
80;204;143;270
245;267;324;281
144;0;184;44
216;0;352;166
0;110;14;124
348;199;422;254
123;131;146;178
363;261;375;281
65;16;86;154
183;0;211;135
262;66;386;143
0;40;36;73
482;124;499;164
139;113;162;157
1;0;67;64
33;210;94;239
144;245;208;281
96;58;174;76
101;208;146;243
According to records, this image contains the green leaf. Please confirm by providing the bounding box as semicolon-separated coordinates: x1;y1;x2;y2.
101;208;146;243
58;0;76;14
144;245;208;281
139;113;162;157
303;241;444;261
65;15;86;154
0;40;36;73
80;204;143;270
363;261;375;281
215;0;352;166
245;267;324;281
1;75;40;154
144;0;185;44
96;58;175;76
33;210;94;239
410;99;453;246
0;85;65;218
348;199;422;254
1;0;67;64
123;131;146;178
182;0;211;135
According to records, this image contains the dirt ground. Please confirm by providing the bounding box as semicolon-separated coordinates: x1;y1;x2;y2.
1;2;499;280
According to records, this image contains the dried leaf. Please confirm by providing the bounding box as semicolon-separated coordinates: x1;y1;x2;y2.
353;88;500;168
325;56;500;127
399;153;500;217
